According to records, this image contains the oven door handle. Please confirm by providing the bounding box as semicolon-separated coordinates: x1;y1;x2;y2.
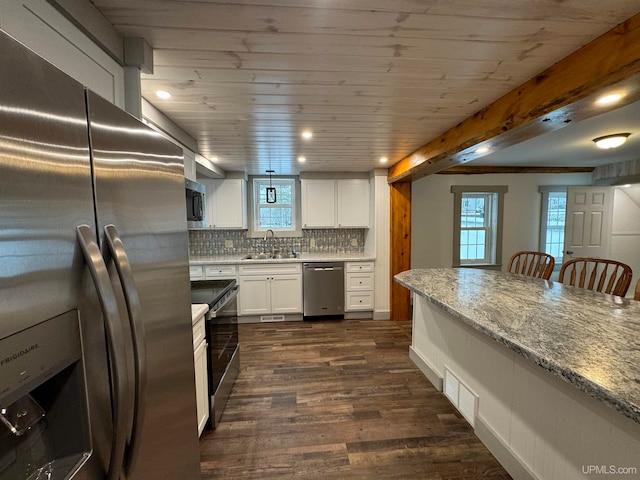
209;285;239;317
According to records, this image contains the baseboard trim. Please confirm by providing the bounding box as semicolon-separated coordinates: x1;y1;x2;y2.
373;310;390;320
409;346;443;391
474;416;539;480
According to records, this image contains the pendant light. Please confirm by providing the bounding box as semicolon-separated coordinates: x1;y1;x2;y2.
266;169;276;203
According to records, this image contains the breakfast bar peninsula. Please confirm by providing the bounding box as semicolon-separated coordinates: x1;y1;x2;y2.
395;268;640;480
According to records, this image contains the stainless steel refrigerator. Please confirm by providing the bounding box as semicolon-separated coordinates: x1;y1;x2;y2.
0;30;201;479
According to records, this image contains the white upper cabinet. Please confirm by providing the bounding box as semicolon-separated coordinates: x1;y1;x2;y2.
301;179;370;228
337;179;370;228
0;0;125;108
202;178;247;229
183;149;197;181
301;179;336;228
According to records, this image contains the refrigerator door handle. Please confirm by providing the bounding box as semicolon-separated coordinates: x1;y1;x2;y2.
103;224;147;475
76;225;130;480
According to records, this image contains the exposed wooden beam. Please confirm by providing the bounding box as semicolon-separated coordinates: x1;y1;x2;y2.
438;166;595;175
390;182;411;321
388;13;640;183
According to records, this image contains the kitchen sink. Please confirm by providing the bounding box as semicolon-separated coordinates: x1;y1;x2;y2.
240;252;298;260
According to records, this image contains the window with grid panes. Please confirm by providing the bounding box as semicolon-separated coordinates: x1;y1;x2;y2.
253;178;295;231
451;185;507;267
539;186;567;268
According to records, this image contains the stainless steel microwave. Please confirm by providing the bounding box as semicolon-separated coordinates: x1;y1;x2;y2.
185;179;205;228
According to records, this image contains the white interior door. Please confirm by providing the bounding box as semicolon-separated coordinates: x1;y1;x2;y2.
564;186;614;260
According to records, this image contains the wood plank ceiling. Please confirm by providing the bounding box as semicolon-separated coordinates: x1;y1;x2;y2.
92;0;640;176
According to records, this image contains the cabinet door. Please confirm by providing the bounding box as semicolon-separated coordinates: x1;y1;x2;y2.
183;149;197;181
212;179;247;229
194;340;209;436
337;179;370;227
202;179;247;228
270;275;303;313
301;179;336;228
238;275;271;315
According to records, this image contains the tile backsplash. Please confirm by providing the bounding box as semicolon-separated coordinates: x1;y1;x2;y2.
189;229;365;257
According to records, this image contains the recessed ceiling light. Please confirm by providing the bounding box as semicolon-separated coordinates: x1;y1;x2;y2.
474;146;490;154
301;131;313;139
593;133;631;149
156;90;172;100
622;184;632;188
210;156;218;162
596;93;623;105
379;157;388;164
298;156;306;163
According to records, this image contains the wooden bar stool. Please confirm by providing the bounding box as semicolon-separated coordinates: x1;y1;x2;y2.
558;257;632;297
506;251;555;280
634;279;640;301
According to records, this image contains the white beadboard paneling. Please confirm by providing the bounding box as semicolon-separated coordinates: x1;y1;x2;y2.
412;296;640;480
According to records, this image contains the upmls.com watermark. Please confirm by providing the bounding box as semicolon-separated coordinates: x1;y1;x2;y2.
582;465;638;476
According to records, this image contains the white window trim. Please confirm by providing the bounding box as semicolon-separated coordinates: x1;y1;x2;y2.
451;185;508;268
539;185;568;270
247;175;303;238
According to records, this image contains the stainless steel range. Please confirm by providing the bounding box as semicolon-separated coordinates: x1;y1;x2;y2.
190;279;239;428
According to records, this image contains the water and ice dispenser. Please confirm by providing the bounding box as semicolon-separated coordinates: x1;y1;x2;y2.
0;311;91;479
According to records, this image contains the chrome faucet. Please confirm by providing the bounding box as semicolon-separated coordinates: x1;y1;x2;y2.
263;229;275;255
263;229;275;241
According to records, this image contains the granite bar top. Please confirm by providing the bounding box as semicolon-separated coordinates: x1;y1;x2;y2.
190;252;375;265
394;268;640;425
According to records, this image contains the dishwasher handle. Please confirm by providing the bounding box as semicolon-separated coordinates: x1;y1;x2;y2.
303;263;344;272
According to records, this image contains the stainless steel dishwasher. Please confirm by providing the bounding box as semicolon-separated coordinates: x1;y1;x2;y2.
303;262;345;318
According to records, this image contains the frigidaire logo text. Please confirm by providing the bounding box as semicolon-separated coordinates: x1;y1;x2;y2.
0;343;39;366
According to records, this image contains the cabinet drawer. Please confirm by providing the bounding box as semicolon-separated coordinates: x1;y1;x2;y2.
346;291;373;311
239;263;301;276
204;264;237;278
189;265;204;281
346;262;374;273
192;316;206;349
346;272;374;291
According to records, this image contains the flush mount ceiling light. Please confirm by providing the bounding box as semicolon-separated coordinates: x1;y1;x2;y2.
297;156;306;163
474;146;490;154
379;157;388;164
592;133;631;149
596;93;623;106
156;90;172;99
301;131;313;140
266;169;276;203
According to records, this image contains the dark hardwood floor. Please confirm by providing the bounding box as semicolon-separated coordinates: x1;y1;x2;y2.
199;319;512;479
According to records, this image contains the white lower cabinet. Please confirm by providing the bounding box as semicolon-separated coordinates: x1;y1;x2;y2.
194;338;208;436
192;314;208;436
238;263;302;316
345;261;375;312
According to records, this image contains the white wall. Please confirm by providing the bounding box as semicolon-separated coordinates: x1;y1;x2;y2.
369;170;390;319
611;185;640;296
411;172;593;269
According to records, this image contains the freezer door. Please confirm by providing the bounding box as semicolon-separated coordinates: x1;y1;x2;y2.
86;91;201;479
0;31;113;479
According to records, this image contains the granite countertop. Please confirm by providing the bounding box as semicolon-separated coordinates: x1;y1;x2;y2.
190;252;376;265
191;303;209;325
394;268;640;425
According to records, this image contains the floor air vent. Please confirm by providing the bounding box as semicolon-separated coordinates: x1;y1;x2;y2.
443;367;478;427
260;315;285;323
